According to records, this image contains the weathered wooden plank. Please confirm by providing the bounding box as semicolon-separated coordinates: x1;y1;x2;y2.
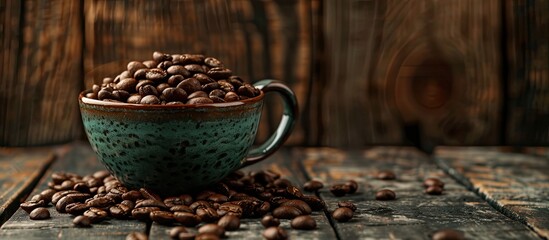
0;142;147;239
149;148;338;239
435;147;549;239
505;0;549;145
0;148;55;225
321;0;502;148
299;147;540;239
0;0;83;146
83;0;317;146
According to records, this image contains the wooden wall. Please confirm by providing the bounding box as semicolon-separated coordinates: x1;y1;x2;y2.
1;0;548;148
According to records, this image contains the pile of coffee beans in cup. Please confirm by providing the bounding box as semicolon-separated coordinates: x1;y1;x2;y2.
85;52;261;105
21;170;331;240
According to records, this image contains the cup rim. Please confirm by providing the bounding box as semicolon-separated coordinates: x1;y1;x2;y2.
79;89;264;109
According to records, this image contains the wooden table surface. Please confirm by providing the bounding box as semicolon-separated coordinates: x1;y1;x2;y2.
0;142;547;239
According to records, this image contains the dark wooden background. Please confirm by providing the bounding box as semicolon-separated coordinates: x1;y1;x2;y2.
1;0;548;149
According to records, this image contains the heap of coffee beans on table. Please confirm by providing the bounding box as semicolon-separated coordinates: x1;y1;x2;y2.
85;52;260;105
20;170;357;240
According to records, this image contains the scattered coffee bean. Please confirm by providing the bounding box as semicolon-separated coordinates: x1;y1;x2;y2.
332;207;353;222
29;207;50;220
376;170;396;180
195;233;220;240
337;201;357;212
330;184;350;197
280;199;312;215
272;206;302;219
217;215;240;231
150;210;175;225
291;215;317;230
20;200;45;213
431;229;465;240
423;178;445;188
84;207;108;223
301;195;325;211
261;215;281;228
174;212;201;227
303;180;324;192
345;180;359;194
169;226;190;239
73;215;91;227
198;223;225;237
126;232;148;240
375;189;396;201
262;226;288;240
425;186;444;195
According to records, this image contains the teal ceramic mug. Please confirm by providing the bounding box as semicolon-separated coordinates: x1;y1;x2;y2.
79;80;297;195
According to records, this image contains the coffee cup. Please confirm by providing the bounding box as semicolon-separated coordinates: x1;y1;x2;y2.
79;79;297;195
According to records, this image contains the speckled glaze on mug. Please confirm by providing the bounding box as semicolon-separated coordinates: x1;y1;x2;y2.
79;80;297;195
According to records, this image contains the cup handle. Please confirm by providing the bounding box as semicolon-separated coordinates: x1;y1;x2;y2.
241;79;298;167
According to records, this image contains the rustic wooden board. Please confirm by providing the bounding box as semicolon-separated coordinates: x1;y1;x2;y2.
505;0;549;145
0;0;83;146
435;147;549;239
149;148;338;239
0;142;148;239
298;147;540;239
83;0;318;146
320;0;502;148
0;148;55;225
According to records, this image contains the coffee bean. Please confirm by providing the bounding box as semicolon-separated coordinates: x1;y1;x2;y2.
66;202;89;215
337;201;357;212
431;229;465;240
425;186;444;195
153;51;172;62
376;170;396;180
131;207;160;221
157;61;173;70
161;87;188;102
218;203;242;217
138;84;158;97
29;207;50;220
202;82;221;92
423;178;445;188
51;190;79;204
332;207;353;222
145;68;167;82
174;212;201;227
272;206;302;219
195;233;220;240
280;200;311;215
56;195;76;213
74;182;90;193
207;67;232;79
187;97;213;104
261;215;280;228
169;226;188;239
194;73;215;84
83;207;108;223
198;223;225;237
196;207;219;223
39;189;56;203
140;95;161;105
20;200;46;213
127;61;146;75
120;200;136;209
189;200;211;211
330;184;350;197
73;215;92;227
150;210;175;225
126;232;148;240
184;64;206;73
204;57;223;68
262;227;288;240
167;65;190;77
134;68;148;80
237;84;257;98
375;189;396;200
122;190;142;201
156;83;170;93
135;199;167;209
110;204;129;219
291;215;317;230
299;196;322;211
303;180;324;192
217;215;240;231
345;180;359;194
176;78;202;94
170;205;193;213
86;196;115;208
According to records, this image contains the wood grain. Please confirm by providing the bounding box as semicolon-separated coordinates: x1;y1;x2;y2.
0;148;54;225
298;147;540;239
83;0;317;146
505;0;549;145
435;147;549;239
0;0;83;146
320;0;502;148
149;148;338;239
0;142;147;239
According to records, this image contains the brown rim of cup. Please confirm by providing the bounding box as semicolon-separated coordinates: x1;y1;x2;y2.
78;89;265;109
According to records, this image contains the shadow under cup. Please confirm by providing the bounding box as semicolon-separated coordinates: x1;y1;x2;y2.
79;80;297;195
